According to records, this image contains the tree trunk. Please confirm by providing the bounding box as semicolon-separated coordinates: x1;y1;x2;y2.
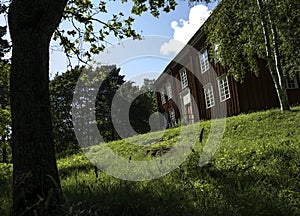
256;0;290;112
266;2;290;111
8;0;68;215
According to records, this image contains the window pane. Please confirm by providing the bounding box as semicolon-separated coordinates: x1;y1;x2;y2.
204;84;215;108
180;69;188;89
166;83;173;99
286;77;299;89
160;89;166;104
169;108;175;123
218;75;230;101
200;49;209;73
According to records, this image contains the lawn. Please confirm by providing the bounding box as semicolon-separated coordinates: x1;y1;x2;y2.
1;106;300;215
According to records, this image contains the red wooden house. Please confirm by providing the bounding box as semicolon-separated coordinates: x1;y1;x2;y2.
155;18;300;127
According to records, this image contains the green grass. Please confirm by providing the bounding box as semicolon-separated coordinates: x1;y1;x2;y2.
1;106;300;215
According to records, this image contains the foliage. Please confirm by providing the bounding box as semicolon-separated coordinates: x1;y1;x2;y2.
52;0;181;64
0;106;11;163
0;26;9;63
50;65;125;151
95;66;126;141
0;3;10;61
0;163;12;215
50;67;157;152
138;78;158;129
205;0;300;111
50;67;82;152
206;0;300;81
0;106;10;136
0;62;10;135
206;1;261;81
0;62;9;107
0;62;11;163
275;0;300;76
49;0;213;64
117;78;158;136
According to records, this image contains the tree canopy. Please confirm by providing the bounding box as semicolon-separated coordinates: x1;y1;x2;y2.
206;0;300;110
50;66;158;152
55;0;210;64
207;0;300;80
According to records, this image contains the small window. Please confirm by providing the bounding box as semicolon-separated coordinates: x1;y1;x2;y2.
199;49;209;73
204;84;215;109
169;108;176;124
160;89;166;104
166;82;173;99
286;76;299;89
180;68;188;89
218;75;230;102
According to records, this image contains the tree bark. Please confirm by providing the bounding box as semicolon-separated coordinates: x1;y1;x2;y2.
8;0;68;215
266;1;290;111
256;0;290;112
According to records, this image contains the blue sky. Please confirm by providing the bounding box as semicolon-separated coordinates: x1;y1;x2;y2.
50;1;219;83
0;1;219;83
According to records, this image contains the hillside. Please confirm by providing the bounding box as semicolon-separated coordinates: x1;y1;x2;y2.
1;106;300;215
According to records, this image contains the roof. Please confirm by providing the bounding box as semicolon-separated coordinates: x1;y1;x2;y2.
154;1;222;86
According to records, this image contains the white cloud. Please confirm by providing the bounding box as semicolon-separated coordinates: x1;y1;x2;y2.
160;5;211;56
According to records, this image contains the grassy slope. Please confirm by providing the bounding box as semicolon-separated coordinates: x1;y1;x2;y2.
1;106;300;215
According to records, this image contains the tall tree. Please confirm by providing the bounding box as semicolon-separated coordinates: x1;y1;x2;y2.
131;78;158;134
206;0;300;111
0;62;11;164
50;67;82;153
50;65;126;151
96;66;125;142
8;1;68;214
6;0;213;214
0;105;10;163
0;24;11;164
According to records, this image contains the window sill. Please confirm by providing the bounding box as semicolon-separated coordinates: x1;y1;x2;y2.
220;97;230;102
206;105;215;109
201;69;209;74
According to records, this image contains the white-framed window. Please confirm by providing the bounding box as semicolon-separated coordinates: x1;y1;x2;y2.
286;76;299;89
204;84;215;109
180;68;188;89
169;108;176;124
199;48;209;73
166;82;173;99
218;75;230;102
160;89;166;104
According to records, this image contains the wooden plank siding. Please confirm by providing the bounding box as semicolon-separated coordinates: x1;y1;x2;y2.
236;71;279;113
155;14;300;127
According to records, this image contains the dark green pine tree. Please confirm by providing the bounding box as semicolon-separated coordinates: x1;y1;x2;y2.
50;66;82;153
50;65;126;151
96;66;125;142
0;22;11;163
130;78;158;134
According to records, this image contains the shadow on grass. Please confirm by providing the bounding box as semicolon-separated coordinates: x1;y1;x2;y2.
62;160;299;216
64;181;198;216
57;146;300;215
